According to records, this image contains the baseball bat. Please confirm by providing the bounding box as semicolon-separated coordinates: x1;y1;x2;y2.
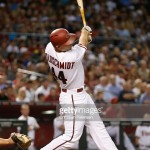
77;0;86;26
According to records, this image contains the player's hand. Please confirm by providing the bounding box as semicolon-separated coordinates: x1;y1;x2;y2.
11;133;32;150
88;34;92;43
80;25;92;46
82;26;92;33
28;126;34;131
82;26;92;43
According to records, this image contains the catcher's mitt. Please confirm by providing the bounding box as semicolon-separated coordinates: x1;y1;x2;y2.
11;133;32;150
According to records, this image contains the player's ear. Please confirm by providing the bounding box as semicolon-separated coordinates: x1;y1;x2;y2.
55;45;61;51
56;45;60;48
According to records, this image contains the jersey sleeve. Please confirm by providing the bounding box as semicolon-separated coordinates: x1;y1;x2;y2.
72;44;87;62
33;118;40;129
135;126;142;137
45;42;54;54
45;43;50;53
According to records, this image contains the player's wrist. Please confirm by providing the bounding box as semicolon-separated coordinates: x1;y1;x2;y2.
28;126;34;130
8;137;14;144
82;26;92;33
79;30;90;46
81;28;89;34
88;34;92;43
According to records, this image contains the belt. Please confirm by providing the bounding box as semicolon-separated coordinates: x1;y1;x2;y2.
140;145;150;148
139;145;150;150
62;88;83;93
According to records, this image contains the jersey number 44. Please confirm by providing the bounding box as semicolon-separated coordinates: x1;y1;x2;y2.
51;67;67;84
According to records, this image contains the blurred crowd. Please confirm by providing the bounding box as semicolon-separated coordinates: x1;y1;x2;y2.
0;0;150;104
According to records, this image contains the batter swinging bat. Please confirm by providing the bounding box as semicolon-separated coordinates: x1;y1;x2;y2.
77;0;86;26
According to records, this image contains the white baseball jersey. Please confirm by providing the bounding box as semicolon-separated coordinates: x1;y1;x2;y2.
135;126;150;146
45;42;86;90
18;115;40;140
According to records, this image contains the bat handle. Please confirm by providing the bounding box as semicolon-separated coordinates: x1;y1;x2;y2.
83;20;86;26
81;13;86;26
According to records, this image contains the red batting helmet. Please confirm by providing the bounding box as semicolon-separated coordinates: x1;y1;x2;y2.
50;28;76;47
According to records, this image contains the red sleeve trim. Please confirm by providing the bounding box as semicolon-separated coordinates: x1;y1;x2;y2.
78;44;87;50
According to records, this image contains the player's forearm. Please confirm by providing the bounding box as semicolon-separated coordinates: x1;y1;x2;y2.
79;29;89;47
35;124;40;129
0;138;14;145
135;137;139;146
79;26;92;47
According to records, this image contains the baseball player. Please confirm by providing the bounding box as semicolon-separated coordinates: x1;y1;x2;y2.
18;104;40;150
135;113;150;150
41;26;118;150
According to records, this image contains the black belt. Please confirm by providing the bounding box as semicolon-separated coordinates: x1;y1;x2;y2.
62;88;83;93
140;145;150;149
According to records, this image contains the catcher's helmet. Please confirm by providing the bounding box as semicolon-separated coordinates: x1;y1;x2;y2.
50;28;76;47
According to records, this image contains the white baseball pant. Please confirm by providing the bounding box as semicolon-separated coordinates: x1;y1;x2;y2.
40;89;118;150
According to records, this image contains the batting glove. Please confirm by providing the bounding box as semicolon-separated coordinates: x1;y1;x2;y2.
88;35;92;43
82;26;92;32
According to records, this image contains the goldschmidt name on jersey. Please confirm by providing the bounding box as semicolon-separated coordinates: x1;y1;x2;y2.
46;53;75;69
